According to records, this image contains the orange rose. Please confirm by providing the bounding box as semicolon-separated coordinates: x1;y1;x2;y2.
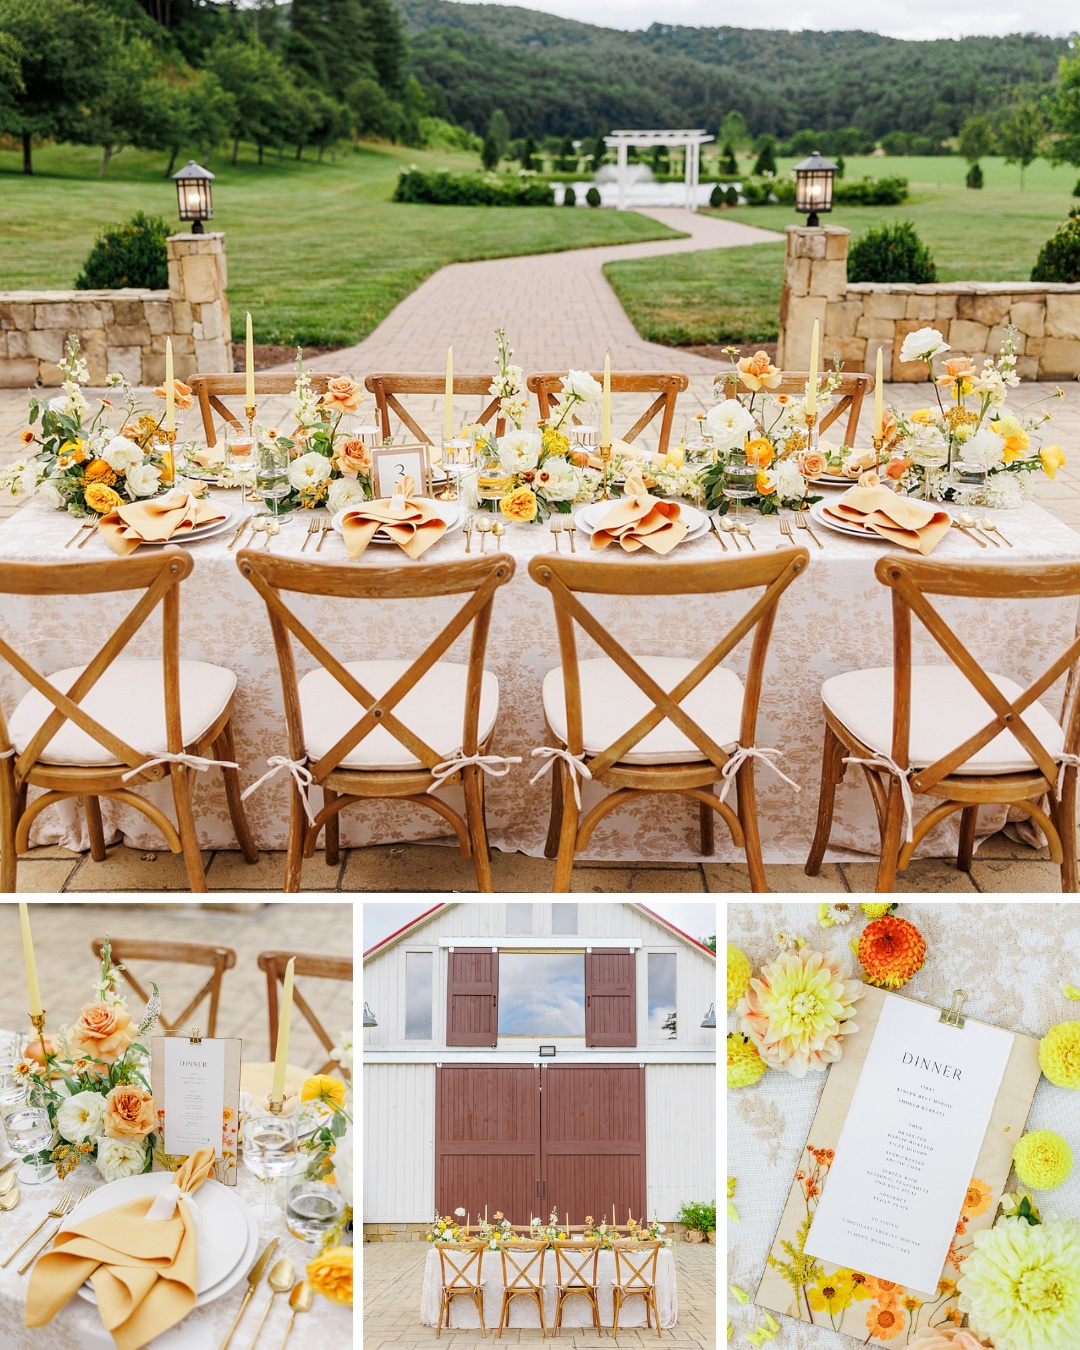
25;1034;57;1066
936;358;976;393
796;450;826;479
83;458;116;483
884;455;912;480
500;487;537;522
69;1000;136;1063
307;1246;352;1306
737;351;782;392
84;484;123;514
320;376;364;414
153;380;193;410
333;438;371;478
745;437;774;467
103;1084;156;1139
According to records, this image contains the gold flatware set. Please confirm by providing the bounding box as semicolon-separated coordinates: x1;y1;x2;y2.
955;511;1011;547
217;1239;321;1350
16;1185;92;1275
301;514;333;552
547;516;577;552
1;1186;87;1271
64;519;99;549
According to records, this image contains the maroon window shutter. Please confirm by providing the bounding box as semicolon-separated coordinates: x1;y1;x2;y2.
585;949;636;1047
446;948;499;1047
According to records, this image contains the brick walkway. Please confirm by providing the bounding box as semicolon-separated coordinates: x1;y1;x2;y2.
360;1238;717;1348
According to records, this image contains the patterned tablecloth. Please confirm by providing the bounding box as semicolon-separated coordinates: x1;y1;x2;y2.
0;491;1077;862
419;1243;677;1329
727;901;1080;1349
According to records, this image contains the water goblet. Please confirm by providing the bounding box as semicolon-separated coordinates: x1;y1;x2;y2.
243;1107;299;1229
722;454;759;526
3;1104;56;1185
255;438;294;524
285;1175;346;1245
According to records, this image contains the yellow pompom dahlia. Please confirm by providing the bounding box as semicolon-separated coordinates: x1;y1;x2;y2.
859;902;897;920
1040;1021;1080;1089
727;943;752;1011
858;915;926;989
959;1215;1080;1350
727;1031;766;1088
737;947;862;1077
1013;1131;1073;1190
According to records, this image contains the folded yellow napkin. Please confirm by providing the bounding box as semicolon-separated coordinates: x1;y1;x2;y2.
99;488;226;557
823;485;951;555
25;1147;215;1350
591;469;689;555
340;476;447;560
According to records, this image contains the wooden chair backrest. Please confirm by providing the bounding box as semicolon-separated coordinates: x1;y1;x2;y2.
500;1239;546;1291
527;371;689;456
90;937;236;1037
553;1241;599;1287
613;1239;661;1289
0;549;192;783
188;373;340;448
528;551;808;777
257;950;353;1078
237;552;515;786
875;555;1080;791
716;370;873;446
437;1240;486;1290
364;374;506;445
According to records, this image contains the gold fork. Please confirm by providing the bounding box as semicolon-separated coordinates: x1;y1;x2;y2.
315;514;333;552
63;520;95;549
2;1190;74;1269
76;520;100;550
549;516;562;552
794;512;824;550
300;515;321;552
565;515;576;553
778;515;795;547
18;1185;92;1274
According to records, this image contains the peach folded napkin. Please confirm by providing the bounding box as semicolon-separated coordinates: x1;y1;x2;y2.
590;469;689;555
25;1146;215;1350
340;475;447;560
99;488;226;556
822;484;951;554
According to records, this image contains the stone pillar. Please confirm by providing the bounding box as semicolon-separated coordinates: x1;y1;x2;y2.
616;140;628;211
164;232;231;381
776;225;850;370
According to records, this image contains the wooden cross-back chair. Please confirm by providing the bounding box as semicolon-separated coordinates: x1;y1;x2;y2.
497;1239;547;1338
436;1240;488;1338
528;550;809;893
188;373;341;448
805;555;1080;893
553;1240;601;1337
716;370;873;447
90;938;236;1038
258;950;353;1077
237;551;516;892
527;371;689;457
0;549;256;893
364;374;507;446
612;1239;663;1339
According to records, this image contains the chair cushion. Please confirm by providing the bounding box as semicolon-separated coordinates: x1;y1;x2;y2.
821;666;1065;776
299;660;499;771
542;655;742;766
8;660;236;767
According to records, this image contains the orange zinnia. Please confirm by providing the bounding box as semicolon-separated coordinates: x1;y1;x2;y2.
865;1301;906;1340
858;915;927;989
963;1178;992;1217
83;458;115;482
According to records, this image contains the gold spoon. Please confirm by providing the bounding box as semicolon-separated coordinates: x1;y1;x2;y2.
718;516;741;550
0;1187;20;1211
951;517;986;548
279;1280;313;1350
0;1172;14;1196
981;516;1013;547
476;517;492;553
958;510;997;546
247;1257;296;1350
735;519;756;550
492;520;505;551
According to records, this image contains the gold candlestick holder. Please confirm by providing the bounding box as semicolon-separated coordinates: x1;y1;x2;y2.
29;1009;47;1066
161;428;177;488
872;432;884;473
244;404;260;503
268;1096;283;1115
804;410;818;450
599;443;612;500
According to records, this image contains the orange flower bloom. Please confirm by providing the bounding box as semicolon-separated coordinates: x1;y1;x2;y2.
963;1178;992;1218
83;458;116;483
737;351;783;392
745;437;774;467
945;1306;964;1325
756;469;774;496
936;357;976;394
103;1085;156;1139
153;380;193;410
20;429;35;445
864;1277;901;1300
883;456;912;480
858;915;927;989
320;376;364;414
865;1300;906;1340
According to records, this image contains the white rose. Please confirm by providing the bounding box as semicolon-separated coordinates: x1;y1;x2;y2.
327;476;367;513
287;451;332;491
95;1135;147;1182
899;327;950;365
20;462;40;497
37;477;65;510
499;430;541;473
102;436;143;473
125;462;162;498
705;399;756;451
534;456;578;501
564;369;602;404
56;1090;107;1143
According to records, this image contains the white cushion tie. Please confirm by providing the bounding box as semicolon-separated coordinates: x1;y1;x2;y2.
529;746;593;809
718;745;801;804
1057;753;1080;795
0;748;13;758
121;751;238;781
426;753;522;793
843;753;916;843
145;1180;203;1222
241;756;318;825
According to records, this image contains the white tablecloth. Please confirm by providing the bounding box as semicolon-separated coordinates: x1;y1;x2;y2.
727;901;1080;1348
419;1244;677;1329
0;492;1077;862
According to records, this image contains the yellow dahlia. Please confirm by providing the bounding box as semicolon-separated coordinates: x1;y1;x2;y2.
1040;1021;1080;1089
727;1031;766;1088
727;943;752;1011
858;915;926;989
860;902;896;920
959;1215;1080;1350
1013;1131;1073;1190
736;948;862;1077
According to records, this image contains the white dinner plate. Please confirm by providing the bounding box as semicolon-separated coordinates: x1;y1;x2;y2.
73;1170;258;1309
129;503;238;546
809;498;904;542
331;498;467;543
574;500;709;541
810;472;857;487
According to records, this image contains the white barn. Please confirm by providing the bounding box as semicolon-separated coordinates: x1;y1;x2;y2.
363;901;717;1239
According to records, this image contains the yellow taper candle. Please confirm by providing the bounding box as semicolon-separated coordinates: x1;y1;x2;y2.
245;312;255;409
874;345;884;440
19;903;42;1018
806;320;819;417
271;955;295;1101
164;339;175;433
602;353;611;446
444;346;454;441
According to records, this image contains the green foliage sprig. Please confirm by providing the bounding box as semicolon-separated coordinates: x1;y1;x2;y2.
394;169;554;206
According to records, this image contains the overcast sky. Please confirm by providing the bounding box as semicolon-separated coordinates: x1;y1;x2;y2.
444;0;1072;42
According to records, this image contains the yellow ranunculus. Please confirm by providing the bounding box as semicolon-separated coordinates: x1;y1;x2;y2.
991;416;1032;462
909;408;937;426
500;487;537;522
1040;444;1066;479
307;1245;352;1306
745;437;774;467
301;1074;347;1108
755;470;774;496
82;457;116;483
84;483;123;514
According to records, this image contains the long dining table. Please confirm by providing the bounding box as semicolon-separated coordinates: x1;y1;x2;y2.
0;488;1077;864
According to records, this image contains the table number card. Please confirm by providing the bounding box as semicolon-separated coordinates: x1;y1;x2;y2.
150;1035;241;1185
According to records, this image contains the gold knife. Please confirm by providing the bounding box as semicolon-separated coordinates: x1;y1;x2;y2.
219;1237;279;1350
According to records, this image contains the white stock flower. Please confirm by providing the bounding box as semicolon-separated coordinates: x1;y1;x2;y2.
37;477;64;510
56;1090;107;1143
564;369;602;404
102;436;143;473
454;1207;467;1217
974;367;1009;407
499;430;541;473
534;456;578;501
705;399;756;451
95;1136;147;1182
327;477;366;513
125;462;162;498
899;327;950;365
287;451;332;491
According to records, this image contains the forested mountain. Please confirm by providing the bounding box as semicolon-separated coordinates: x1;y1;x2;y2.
396;0;1068;141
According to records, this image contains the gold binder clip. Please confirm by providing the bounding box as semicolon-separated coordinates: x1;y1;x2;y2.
939;990;968;1029
188;1026;202;1044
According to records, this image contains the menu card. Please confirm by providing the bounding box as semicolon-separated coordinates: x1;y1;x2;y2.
150;1035;241;1185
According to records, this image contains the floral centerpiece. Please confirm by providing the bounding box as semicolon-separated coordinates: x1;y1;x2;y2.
2;336;178;515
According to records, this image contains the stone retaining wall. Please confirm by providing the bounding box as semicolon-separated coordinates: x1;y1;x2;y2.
776;225;1080;381
0;232;230;388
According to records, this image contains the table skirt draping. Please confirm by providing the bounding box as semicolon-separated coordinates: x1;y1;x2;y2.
419;1246;677;1329
0;494;1078;863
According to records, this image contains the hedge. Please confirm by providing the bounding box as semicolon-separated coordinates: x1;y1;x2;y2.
393;170;555;206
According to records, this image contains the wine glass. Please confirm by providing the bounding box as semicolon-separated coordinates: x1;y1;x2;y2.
243;1107;299;1228
4;1104;56;1184
285;1174;346;1245
722;453;759;526
909;438;949;500
255;438;293;524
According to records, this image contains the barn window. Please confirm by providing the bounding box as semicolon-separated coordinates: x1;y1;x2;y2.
648;953;677;1040
405;951;433;1040
505;903;534;934
551;903;577;935
498;954;585;1035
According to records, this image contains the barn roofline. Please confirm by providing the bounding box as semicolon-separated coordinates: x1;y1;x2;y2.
363;901;716;962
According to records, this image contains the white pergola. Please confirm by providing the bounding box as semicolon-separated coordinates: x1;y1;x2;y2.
605;129;715;211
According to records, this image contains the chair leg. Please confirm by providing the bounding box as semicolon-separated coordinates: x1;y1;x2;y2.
170;766;208;892
736;764;767;893
553;764;579;893
0;766;19;894
957;804;979;873
497;1292;507;1338
544;755;564;860
806;719;845;875
1059;767;1078;893
538;1290;547;1337
652;1291;662;1337
698;797;715;856
463;766;494;892
613;1291;621;1341
436;1292;445;1338
84;796;107;862
477;1289;487;1338
283;783;306;893
875;780;906;894
217;722;259;863
323;787;341;867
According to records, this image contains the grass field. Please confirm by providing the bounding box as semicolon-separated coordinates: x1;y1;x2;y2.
0;141;681;348
604;154;1080;347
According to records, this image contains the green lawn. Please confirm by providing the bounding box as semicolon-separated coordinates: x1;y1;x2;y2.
604;154;1080;347
0;142;682;348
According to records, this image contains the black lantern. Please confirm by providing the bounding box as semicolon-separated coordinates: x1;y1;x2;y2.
172;160;214;233
793;151;837;227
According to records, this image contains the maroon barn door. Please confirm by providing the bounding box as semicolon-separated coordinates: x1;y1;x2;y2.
435;1066;540;1223
542;1066;646;1226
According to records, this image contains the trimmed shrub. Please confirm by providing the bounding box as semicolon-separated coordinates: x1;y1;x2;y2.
719;143;738;174
75;212;169;291
709;184;724;207
563;185;576;207
966;162;984;189
848;219;937;283
752;136;777;176
836;155;846;179
1073;178;1080;198
1031;207;1080;283
725;185;739;206
833;176;909;206
393;170;555;206
585;186;601;208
